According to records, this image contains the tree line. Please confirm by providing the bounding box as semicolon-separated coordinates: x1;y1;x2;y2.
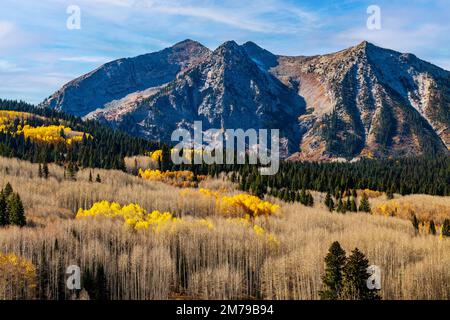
2;99;448;199
235;156;449;198
164;152;449;199
0;99;160;170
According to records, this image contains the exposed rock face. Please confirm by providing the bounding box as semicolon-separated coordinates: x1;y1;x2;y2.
41;40;211;117
41;40;449;160
270;41;449;160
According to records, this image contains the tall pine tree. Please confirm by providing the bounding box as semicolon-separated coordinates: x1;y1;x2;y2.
358;193;371;213
319;241;347;300
442;219;450;237
0;192;7;226
325;192;334;212
340;248;381;300
7;193;26;227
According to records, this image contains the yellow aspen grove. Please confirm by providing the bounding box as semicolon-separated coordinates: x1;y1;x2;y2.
0;252;37;299
148;149;163;161
181;188;280;219
76;201;178;232
0;157;448;300
0;110;91;145
139;169;207;187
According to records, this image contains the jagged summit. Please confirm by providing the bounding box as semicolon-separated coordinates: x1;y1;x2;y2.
213;40;244;59
173;38;201;46
171;39;209;53
217;40;240;49
242;41;278;70
41;40;450;161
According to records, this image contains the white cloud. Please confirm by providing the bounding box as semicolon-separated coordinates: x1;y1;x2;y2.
59;56;113;63
334;23;447;54
0;20;33;50
85;0;318;34
0;60;25;73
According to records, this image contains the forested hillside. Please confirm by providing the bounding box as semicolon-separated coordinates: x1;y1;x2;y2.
0;99;160;170
0;99;448;199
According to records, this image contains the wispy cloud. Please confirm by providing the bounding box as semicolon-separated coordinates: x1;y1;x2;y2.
334;22;449;54
59;56;113;64
85;0;319;34
0;60;25;72
1;0;449;102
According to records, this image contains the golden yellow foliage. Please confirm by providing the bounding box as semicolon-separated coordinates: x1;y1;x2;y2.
148;150;163;161
360;189;384;198
373;195;450;225
18;125;88;145
198;188;221;198
197;218;215;230
218;194;280;219
1;156;449;299
76;201;178;232
0;110;31;119
0;110;32;133
0;252;37;299
75;200;279;246
0;110;91;145
226;217;279;245
180;188;280;244
139;169;207;188
181;188;280;219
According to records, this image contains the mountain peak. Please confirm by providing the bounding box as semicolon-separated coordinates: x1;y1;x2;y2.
213;40;248;63
242;41;278;70
351;40;377;53
42;39;450;159
216;40;240;51
242;41;260;49
358;40;370;47
172;39;207;50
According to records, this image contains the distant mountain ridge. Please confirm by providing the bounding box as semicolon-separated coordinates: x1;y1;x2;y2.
41;39;450;160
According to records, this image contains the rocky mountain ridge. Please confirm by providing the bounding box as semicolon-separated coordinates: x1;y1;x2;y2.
41;39;450;160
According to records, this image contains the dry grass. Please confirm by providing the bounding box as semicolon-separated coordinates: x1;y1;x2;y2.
0;157;449;300
124;155;155;172
371;194;450;224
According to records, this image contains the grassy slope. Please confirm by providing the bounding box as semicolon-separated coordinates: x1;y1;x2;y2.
0;156;449;299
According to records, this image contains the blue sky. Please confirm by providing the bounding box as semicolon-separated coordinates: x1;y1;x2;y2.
1;0;449;104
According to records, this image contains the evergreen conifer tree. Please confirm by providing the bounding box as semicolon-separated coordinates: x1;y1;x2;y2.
67;162;76;181
358;193;371;213
412;214;420;232
319;241;346;300
0;192;7;226
429;220;436;235
350;197;357;212
42;161;49;179
345;196;352;211
307;192;314;206
3;182;13;198
300;188;307;205
325;192;334;212
7;193;26;227
93;264;108;300
340;248;381;300
442;219;450;237
337;198;345;213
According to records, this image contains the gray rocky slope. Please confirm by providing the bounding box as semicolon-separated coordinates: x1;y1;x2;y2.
41;40;449;160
